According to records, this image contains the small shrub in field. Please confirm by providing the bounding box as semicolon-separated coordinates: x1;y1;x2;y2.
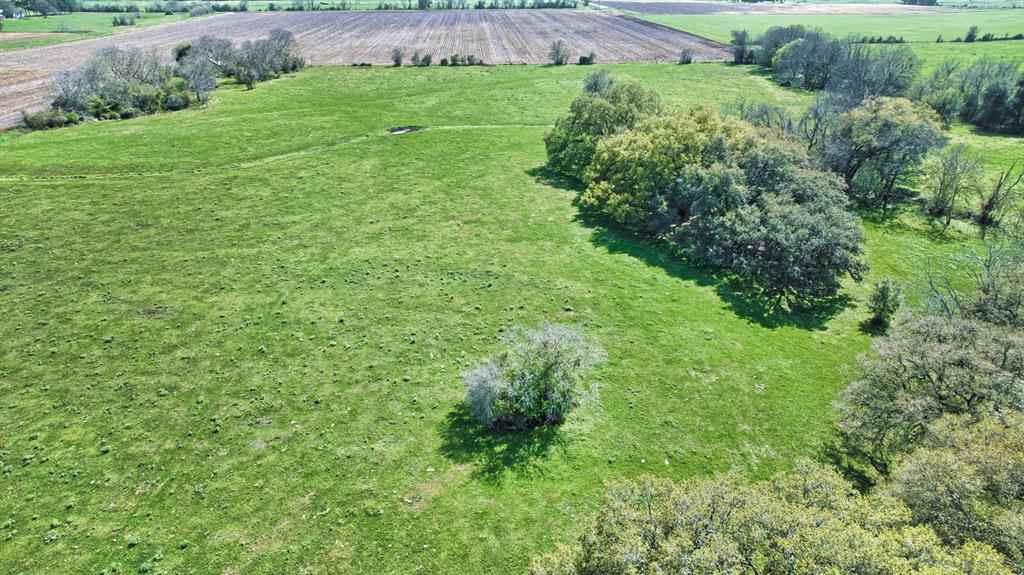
391;47;404;67
868;278;903;327
420;53;432;66
439;57;449;66
21;109;81;130
582;69;613;95
578;51;596;65
549;38;570;65
464;323;604;430
410;49;422;66
678;48;693;64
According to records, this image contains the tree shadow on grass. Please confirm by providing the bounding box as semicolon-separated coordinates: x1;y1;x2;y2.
437;403;566;484
528;165;852;331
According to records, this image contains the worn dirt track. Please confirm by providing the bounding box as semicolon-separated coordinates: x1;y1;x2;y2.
0;10;729;128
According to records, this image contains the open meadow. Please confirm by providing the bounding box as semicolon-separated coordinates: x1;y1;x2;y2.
0;11;189;50
2;2;1024;575
0;58;1011;574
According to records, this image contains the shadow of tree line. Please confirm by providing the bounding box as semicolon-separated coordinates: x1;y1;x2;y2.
527;165;854;331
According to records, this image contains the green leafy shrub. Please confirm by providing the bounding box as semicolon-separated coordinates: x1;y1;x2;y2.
20;109;82;130
549;38;570;65
544;78;662;180
868;277;903;327
464;323;604;430
582;69;613;95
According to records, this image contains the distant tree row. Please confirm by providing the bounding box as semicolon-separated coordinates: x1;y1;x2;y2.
22;29;303;129
731;25;1024;136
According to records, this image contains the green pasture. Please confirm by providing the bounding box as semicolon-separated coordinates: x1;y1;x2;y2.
0;62;1003;574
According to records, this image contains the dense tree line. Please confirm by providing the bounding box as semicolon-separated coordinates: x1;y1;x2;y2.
836;243;1024;571
733;25;1024;136
22;29;303;129
911;58;1024;134
545;74;866;306
530;243;1024;575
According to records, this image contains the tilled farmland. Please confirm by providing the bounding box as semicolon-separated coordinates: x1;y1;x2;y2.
0;10;729;128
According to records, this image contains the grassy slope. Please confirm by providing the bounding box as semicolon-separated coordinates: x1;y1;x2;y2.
910;38;1024;68
643;10;1023;42
0;12;189;50
0;64;990;574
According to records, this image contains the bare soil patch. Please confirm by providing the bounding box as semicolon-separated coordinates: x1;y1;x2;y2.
595;0;967;14
0;10;728;129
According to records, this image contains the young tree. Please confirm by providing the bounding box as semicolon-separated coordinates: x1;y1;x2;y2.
965;25;980;42
770;33;846;91
581;69;613;95
729;29;753;64
464;323;604;430
908;59;964;128
959;58;1019;126
824;97;945;209
548;38;570;65
925;143;981;232
827;45;921;106
391;47;404;67
180;56;218;102
977;160;1024;235
868;277;903;327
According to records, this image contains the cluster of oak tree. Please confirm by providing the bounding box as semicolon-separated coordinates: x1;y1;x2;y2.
531;243;1024;575
545;70;875;306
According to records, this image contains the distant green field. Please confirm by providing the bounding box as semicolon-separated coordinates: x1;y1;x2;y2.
789;0;1020;6
0;62;998;575
0;12;187;50
909;38;1024;68
645;10;1024;42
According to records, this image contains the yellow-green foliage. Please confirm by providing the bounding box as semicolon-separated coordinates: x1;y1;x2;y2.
889;413;1024;572
580;105;752;228
532;461;1014;575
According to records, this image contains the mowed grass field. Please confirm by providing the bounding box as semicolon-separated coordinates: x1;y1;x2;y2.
643;9;1024;42
0;12;189;50
0;63;1001;574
